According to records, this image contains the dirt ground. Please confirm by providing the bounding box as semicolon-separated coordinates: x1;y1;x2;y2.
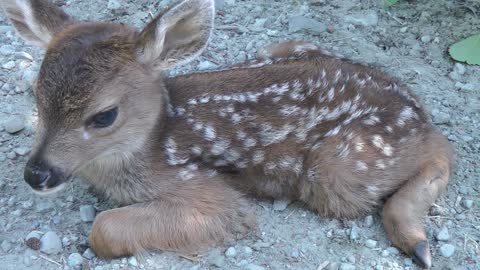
0;0;479;269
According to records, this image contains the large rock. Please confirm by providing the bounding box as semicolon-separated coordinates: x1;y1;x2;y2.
40;231;63;255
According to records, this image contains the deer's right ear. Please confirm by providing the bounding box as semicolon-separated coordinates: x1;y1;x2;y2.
1;0;72;48
135;0;215;71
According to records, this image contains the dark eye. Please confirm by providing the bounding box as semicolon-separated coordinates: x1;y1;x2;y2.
91;107;118;128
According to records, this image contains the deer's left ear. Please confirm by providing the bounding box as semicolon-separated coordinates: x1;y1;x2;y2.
135;0;215;71
1;0;73;48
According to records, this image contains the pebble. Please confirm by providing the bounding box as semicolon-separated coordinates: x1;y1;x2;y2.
40;231;63;254
365;239;377;248
435;227;450;241
0;45;15;55
36;201;55;213
439;244;455;257
288;15;327;34
208;250;225;268
345;11;378;27
404;258;413;266
385;247;399;255
455;82;475;91
431;109;450;125
6;151;16;159
364;215;373;227
107;0;121;10
14;147;30;156
2;60;15;70
197;61;218;70
82;248;96;259
68;253;84;269
225;246;236;258
462;199;473;209
79;205;96;222
349;223;360;240
243;246;253;255
339;263;356;270
26;231;43;242
421;35;431;43
4;116;25;134
272;198;290;211
245;264;265;270
1;240;12;252
400;26;408;33
128;256;138;267
22;200;34;209
12;209;22;216
453;63;466;75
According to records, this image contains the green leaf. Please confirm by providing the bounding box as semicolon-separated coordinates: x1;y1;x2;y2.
384;0;399;8
449;33;480;65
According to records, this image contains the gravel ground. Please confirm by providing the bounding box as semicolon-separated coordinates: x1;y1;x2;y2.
0;0;479;269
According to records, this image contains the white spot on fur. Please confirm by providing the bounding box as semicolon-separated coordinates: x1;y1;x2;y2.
259;123;294;146
362;114;381;125
252;150;265;165
355;141;365;152
204;124;216;141
383;144;394;157
244;137;257;148
165;137;188;165
191;146;203;156
385;125;393;133
375;160;386;169
356;161;368;171
324;125;341;137
211;140;230;155
397;106;418;127
327;87;335;101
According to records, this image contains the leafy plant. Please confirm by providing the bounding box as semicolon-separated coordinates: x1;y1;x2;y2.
384;0;399;8
449;34;480;65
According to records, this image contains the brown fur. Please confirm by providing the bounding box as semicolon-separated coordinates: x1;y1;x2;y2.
2;0;453;268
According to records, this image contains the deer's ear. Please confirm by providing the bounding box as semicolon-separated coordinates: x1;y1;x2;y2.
1;0;73;48
135;0;215;70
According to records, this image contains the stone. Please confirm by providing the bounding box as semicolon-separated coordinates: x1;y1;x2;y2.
245;264;265;270
364;215;373;227
439;244;455;257
404;258;413;266
68;253;83;269
385;247;399;255
365;239;377;248
243;246;253;255
2;60;15;70
345;11;378;27
225;246;236;258
462;199;473;209
128;256;138;267
36;201;55;213
107;0;121;10
79;205;96;222
273;198;290;211
339;263;356;270
453;63;466;75
421;35;431;43
455;82;475;91
82;248;96;260
208;250;225;268
6;151;16;159
0;45;15;55
1;240;12;252
40;231;63;254
215;0;225;10
4;116;25;134
349;223;360;240
435;227;450;241
14;147;30;156
288;15;327;34
197;61;218;70
431;109;450;125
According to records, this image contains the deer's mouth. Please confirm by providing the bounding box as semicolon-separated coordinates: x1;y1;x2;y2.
24;161;71;195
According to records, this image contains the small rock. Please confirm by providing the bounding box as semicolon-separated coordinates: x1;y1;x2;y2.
22;200;34;209
462;199;473;209
208;250;225;268
245;264;265;270
455;82;475;91
1;240;12;252
36;201;55;213
79;205;96;222
273;198;290;211
400;27;408;33
339;263;356;270
421;35;431;43
288;15;327;34
364;215;374;227
365;239;377;248
40;231;63;254
68;253;83;269
349;223;360;240
435;227;450;241
107;0;121;10
225;246;236;258
243;246;253;255
82;248;96;260
381;249;389;257
197;61;218;70
4;116;25;134
431;109;450;125
453;63;466;75
215;0;225;10
128;256;138;267
12;209;22;216
404;258;413;266
291;250;299;258
439;244;455;257
2;60;15;70
6;151;16;159
345;11;378;27
0;45;15;55
385;247;399;255
327;25;335;33
14;147;30;156
327;262;340;270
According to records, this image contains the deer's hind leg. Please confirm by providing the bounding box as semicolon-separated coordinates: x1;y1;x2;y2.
382;131;453;269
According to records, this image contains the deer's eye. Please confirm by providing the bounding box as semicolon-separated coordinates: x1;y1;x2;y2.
91;107;118;128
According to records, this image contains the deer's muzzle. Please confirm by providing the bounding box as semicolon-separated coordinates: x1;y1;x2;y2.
24;160;66;192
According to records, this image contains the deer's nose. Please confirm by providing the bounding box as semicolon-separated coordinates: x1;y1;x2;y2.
24;160;57;190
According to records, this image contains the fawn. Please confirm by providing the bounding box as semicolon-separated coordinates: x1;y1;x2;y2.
1;0;453;268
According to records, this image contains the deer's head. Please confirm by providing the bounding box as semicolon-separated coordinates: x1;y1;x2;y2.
1;0;215;193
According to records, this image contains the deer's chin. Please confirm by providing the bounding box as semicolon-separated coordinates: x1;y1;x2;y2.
32;182;67;196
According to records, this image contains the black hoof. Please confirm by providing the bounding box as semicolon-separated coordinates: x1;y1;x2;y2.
413;240;432;269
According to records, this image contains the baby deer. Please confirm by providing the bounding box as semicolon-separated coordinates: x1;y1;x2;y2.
2;0;453;268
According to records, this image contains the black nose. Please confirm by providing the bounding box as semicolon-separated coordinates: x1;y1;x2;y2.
24;160;56;190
